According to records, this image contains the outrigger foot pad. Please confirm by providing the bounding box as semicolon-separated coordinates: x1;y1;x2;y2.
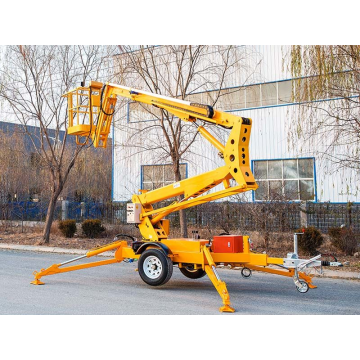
31;279;45;285
219;305;235;313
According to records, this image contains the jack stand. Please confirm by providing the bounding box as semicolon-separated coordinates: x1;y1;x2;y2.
292;253;320;293
293;269;308;293
203;246;235;313
294;254;321;291
205;265;235;313
293;231;303;257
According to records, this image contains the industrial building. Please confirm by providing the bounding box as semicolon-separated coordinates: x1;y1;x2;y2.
111;46;359;205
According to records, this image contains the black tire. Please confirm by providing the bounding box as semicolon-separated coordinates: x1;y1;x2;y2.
180;266;206;279
241;267;252;278
138;249;173;286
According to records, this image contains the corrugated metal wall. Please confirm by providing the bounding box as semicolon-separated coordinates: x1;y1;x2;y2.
113;45;359;203
236;105;359;202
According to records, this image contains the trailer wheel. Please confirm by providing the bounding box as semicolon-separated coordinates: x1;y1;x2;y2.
241;267;252;278
138;249;173;286
180;266;206;279
296;280;309;293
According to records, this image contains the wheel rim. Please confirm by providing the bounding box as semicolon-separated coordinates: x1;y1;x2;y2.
242;267;252;278
297;281;309;293
143;255;163;279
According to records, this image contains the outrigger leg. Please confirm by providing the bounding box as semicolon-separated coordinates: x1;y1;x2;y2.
31;240;128;285
203;246;235;313
245;264;317;290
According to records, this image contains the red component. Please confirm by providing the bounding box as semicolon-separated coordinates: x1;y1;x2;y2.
212;235;244;253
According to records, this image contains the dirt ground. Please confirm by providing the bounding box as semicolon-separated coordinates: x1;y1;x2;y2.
0;221;135;250
1;221;359;273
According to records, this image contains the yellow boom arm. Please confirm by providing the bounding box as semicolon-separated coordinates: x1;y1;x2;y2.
32;82;323;314
63;81;258;241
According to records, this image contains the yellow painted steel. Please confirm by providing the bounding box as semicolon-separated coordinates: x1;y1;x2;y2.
31;241;138;285
30;81;319;313
64;81;257;242
31;235;316;312
62;81;114;148
202;245;234;312
197;126;225;153
31;258;120;285
134;113;256;241
244;264;317;289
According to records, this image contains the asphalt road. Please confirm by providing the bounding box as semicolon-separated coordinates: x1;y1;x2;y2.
1;249;359;315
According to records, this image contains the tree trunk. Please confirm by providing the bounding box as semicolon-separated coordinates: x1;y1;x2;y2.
174;160;188;238
41;191;59;244
179;208;188;238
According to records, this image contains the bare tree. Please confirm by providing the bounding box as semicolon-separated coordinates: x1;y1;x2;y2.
0;128;31;225
0;45;111;244
114;45;253;237
288;45;360;171
64;145;112;203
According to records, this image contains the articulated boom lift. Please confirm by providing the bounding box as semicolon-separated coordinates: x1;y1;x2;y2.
31;81;330;313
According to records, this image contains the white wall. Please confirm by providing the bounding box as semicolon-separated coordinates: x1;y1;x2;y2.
237;105;359;202
112;46;359;204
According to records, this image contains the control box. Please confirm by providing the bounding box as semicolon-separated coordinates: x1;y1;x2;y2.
127;203;141;223
212;235;244;253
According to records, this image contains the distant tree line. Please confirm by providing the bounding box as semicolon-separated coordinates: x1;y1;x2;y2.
0;128;112;204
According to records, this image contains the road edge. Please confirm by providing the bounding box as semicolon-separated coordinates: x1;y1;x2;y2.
0;243;114;257
1;243;359;280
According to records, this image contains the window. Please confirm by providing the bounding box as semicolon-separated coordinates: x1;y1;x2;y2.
188;81;294;111
142;163;187;191
253;158;315;201
220;88;246;110
246;85;261;108
278;80;293;104
187;93;204;104
127;75;349;121
261;82;277;106
127;80;303;122
128;102;162;122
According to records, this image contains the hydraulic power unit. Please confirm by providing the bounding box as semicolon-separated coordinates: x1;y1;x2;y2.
212;235;244;253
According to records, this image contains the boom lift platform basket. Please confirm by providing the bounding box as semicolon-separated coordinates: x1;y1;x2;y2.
64;81;115;148
31;81;341;313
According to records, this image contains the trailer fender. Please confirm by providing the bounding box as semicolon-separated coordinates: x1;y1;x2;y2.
135;242;171;256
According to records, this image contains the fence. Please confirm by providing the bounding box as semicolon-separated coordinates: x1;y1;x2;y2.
1;200;359;233
306;202;360;232
1;201;49;222
0;201;127;224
